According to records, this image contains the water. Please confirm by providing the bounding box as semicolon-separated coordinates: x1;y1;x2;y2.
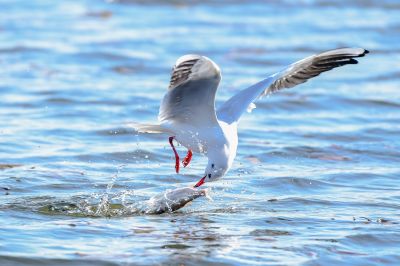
1;0;400;265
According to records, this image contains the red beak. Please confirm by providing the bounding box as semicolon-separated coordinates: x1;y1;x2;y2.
194;175;206;188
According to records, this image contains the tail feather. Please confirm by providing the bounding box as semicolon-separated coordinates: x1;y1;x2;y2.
135;124;170;134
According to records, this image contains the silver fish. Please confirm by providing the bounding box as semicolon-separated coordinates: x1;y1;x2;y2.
143;187;208;214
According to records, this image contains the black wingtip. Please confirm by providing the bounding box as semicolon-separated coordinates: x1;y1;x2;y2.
349;58;359;64
359;49;370;57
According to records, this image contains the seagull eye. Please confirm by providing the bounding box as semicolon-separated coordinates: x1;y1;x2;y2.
208;174;211;178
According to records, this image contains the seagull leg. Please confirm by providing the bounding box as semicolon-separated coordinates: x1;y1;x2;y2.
168;136;180;174
182;150;192;168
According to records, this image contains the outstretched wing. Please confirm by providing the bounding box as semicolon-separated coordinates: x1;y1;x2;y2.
158;54;221;127
217;48;369;124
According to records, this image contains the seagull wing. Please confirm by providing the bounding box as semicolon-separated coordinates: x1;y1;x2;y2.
217;48;369;124
158;54;221;127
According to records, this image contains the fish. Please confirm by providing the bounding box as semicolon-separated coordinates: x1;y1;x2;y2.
143;187;208;214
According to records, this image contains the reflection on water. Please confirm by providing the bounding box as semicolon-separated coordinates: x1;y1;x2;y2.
1;0;400;265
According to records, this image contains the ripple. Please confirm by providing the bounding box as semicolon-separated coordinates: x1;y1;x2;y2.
75;150;163;163
265;145;352;162
1;0;400;265
0;256;120;266
343;233;400;248
95;127;137;136
255;176;334;191
0;164;22;170
250;229;292;237
0;46;47;54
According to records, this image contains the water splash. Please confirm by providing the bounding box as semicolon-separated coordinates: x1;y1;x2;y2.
94;164;125;216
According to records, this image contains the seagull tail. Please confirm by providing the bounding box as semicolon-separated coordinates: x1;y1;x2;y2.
135;123;171;134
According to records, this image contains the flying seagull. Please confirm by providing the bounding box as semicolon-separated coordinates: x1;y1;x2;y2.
137;48;369;187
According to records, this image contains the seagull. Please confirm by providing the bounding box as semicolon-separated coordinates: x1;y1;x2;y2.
137;48;369;187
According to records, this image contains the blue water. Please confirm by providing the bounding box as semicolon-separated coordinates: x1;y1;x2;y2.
1;0;400;265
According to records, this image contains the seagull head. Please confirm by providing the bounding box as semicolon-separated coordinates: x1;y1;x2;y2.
194;160;228;187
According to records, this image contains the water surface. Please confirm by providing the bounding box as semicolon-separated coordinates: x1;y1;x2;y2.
1;0;400;265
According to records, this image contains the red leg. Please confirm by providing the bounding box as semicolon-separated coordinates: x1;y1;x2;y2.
169;136;180;174
182;150;192;168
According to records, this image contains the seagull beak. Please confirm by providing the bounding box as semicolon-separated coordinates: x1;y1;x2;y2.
194;175;206;188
